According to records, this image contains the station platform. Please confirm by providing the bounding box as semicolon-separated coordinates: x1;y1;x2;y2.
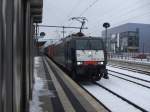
29;56;108;112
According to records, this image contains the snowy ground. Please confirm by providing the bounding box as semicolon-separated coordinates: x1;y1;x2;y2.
30;57;44;112
82;65;150;112
30;57;55;112
83;83;141;112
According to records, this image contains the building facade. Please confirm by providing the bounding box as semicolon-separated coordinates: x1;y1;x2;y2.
102;23;150;53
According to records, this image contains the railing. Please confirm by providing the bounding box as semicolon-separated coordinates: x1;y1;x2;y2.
108;52;150;62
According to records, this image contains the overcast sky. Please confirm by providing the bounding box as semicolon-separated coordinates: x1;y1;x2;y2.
39;0;150;41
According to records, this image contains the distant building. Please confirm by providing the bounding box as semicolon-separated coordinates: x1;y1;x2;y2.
102;23;150;53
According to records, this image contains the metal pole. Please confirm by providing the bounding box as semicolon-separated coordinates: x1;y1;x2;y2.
105;28;107;51
35;23;38;55
103;22;110;51
63;26;64;38
80;21;84;33
37;24;39;35
142;43;144;54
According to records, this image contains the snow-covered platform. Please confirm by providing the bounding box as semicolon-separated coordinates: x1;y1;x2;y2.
30;56;108;112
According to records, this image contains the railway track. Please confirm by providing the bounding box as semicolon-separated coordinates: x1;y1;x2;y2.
45;58;150;112
109;73;150;89
94;82;148;112
45;57;109;112
108;59;150;68
108;64;150;76
108;69;150;83
82;68;150;112
108;70;150;89
82;82;148;112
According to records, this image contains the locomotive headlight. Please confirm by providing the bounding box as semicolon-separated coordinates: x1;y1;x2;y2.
98;62;104;64
77;62;82;65
88;51;92;55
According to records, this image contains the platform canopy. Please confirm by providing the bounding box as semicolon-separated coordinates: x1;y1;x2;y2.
31;0;43;23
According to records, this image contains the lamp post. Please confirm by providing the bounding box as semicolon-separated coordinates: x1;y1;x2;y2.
103;22;110;51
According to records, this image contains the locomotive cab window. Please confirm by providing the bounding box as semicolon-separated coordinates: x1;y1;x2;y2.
90;40;103;50
76;39;104;50
76;39;90;50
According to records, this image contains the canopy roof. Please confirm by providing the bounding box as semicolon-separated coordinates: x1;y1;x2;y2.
31;0;43;23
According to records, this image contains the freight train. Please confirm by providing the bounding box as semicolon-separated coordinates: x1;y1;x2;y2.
45;33;108;81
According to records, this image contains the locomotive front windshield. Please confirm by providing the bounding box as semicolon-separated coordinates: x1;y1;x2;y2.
76;39;104;50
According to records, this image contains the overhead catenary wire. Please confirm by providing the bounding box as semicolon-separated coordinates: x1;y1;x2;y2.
90;10;150;35
56;0;150;36
112;11;150;27
78;0;140;34
79;0;100;17
92;0;143;24
71;0;146;35
61;0;84;25
90;1;150;33
103;1;150;23
68;0;100;27
79;0;141;30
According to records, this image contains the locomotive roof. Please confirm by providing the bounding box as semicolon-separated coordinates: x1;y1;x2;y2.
53;35;103;46
65;35;103;41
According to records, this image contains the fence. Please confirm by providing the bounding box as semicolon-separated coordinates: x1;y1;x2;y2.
108;52;150;62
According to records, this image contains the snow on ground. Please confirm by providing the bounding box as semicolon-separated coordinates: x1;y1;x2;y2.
30;57;44;112
98;76;150;111
108;71;150;88
30;57;56;112
107;66;150;82
83;83;141;112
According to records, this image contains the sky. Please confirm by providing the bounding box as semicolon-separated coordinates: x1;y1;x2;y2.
39;0;150;42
